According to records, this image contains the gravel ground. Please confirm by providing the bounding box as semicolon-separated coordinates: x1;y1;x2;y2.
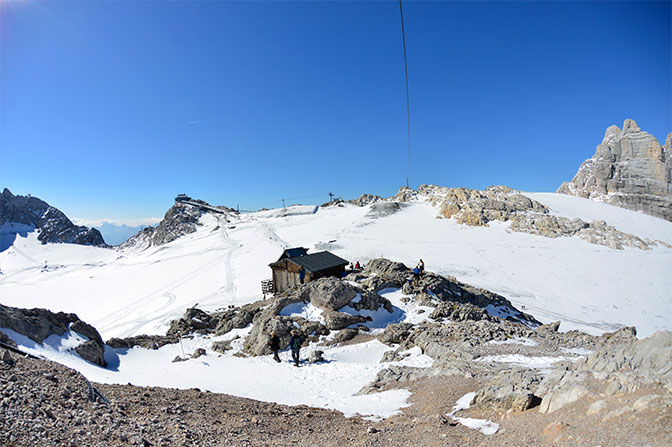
1;350;670;447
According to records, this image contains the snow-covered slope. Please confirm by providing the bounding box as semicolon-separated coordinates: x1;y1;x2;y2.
1;192;671;420
1;194;671;340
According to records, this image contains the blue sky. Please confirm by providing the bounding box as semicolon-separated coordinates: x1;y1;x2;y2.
1;0;670;223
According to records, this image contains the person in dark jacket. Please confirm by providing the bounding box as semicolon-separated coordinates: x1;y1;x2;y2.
298;266;306;284
288;330;305;367
268;331;281;363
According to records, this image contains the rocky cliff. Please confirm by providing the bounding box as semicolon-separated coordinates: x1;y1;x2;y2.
120;198;236;250
558;119;672;221
0;188;107;248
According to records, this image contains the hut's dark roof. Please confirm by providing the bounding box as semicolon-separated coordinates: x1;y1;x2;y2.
277;247;309;261
272;251;348;273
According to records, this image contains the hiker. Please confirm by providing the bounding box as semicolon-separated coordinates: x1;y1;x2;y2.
417;259;425;274
289;330;305;367
298;266;306;284
355;261;361;270
268;331;281;363
413;266;421;282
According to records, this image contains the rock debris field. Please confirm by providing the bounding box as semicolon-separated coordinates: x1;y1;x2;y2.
1;347;671;447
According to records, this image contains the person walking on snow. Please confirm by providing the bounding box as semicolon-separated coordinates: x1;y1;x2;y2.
289;330;305;367
268;331;281;363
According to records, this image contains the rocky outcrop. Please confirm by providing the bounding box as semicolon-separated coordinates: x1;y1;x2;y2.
106;334;180;350
348;194;382;207
432;185;548;226
537;331;672;413
395;184;661;250
558;119;672;222
243;278;394;355
0;303;106;367
0;188;107;248
509;215;657;250
166;303;264;338
364;258;539;326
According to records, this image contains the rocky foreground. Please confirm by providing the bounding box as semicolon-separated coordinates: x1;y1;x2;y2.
1;341;670;447
1;258;671;446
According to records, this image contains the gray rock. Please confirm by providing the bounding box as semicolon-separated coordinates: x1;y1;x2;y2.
0;331;17;348
472;369;543;411
75;341;106;367
538;383;589;413
299;278;359;311
210;340;232;354
586;399;607;416
430;302;493;322
0;303;106;367
348;194;382;207
362;258;411;286
328;329;358;345
1;350;14;365
106;334;180;350
307;350;325;363
323;311;369;330
536;321;561;334
558;120;672;222
537;331;672;413
379;323;415;345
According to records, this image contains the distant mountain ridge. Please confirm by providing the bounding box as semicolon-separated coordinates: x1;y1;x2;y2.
93;222;150;246
558;119;672;221
0;188;107;250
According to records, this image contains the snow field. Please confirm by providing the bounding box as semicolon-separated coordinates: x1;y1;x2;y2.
1;192;671;419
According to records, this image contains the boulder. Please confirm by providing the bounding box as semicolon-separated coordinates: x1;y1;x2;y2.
472;369;543;412
328;328;358;345
362;258;410;286
323;311;370;330
308;350;325;363
379;323;415;345
299;278;359;311
0;303;106;367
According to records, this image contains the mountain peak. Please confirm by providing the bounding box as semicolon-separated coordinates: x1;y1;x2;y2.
622;118;641;134
0;189;107;249
558;120;672;221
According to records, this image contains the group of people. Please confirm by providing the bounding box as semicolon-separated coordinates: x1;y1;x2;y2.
268;329;305;367
348;261;363;271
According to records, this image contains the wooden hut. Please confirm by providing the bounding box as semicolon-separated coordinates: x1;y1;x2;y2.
269;247;348;293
